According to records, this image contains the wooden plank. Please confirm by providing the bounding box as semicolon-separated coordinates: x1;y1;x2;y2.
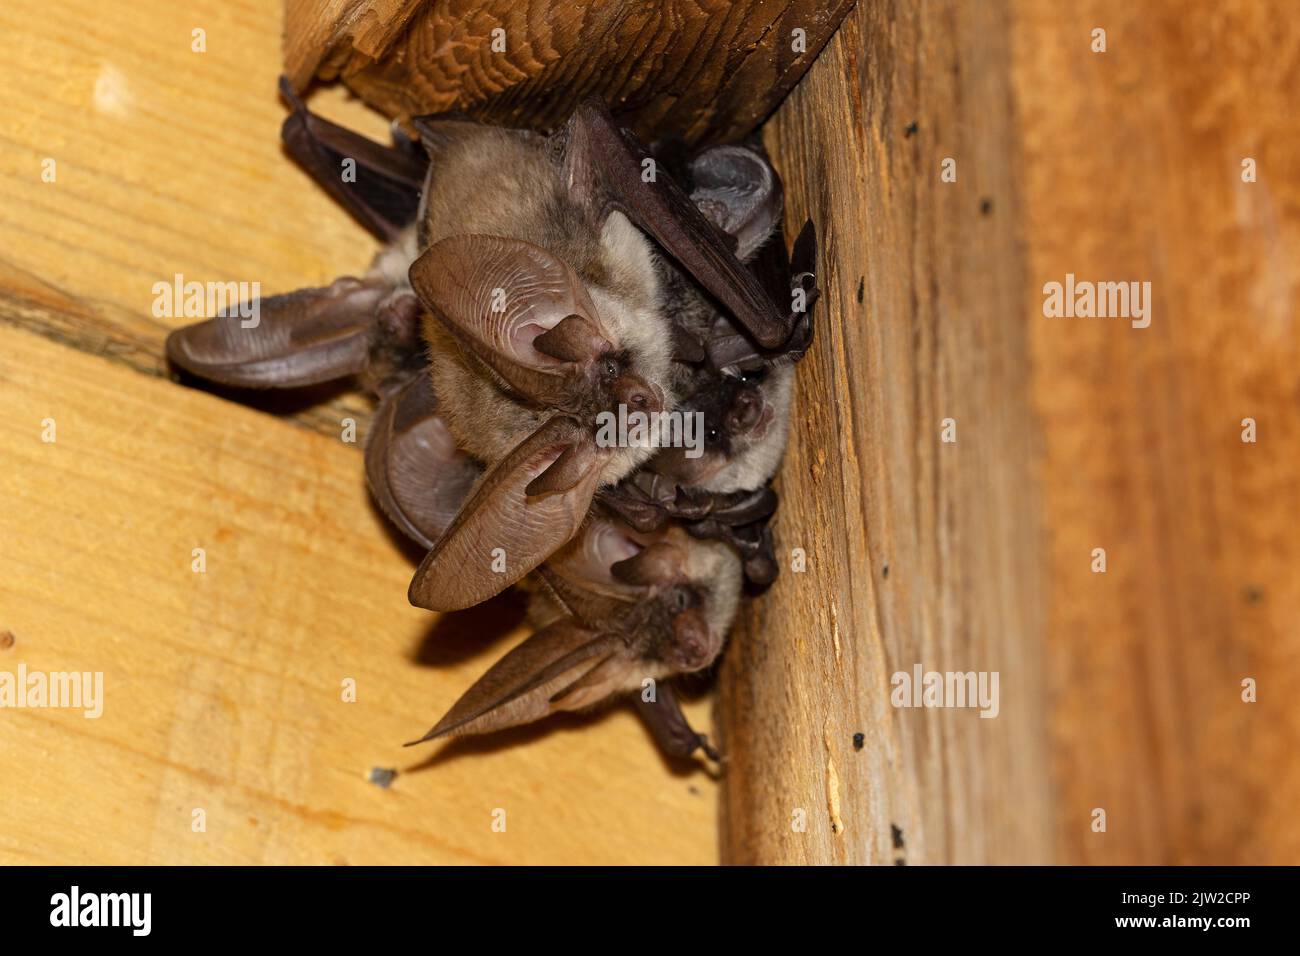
717;0;1052;864
719;0;1300;866
283;0;858;146
0;0;716;865
0;0;391;438
1013;0;1300;865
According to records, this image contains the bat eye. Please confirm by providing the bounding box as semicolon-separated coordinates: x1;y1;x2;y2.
602;358;620;380
670;586;691;611
706;427;720;442
739;367;767;385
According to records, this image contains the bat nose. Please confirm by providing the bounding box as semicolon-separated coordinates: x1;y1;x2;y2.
726;385;764;434
671;609;713;671
613;375;663;415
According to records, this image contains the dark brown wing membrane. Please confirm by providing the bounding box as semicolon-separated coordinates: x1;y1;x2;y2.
705;219;820;369
559;98;791;349
634;682;718;760
278;76;427;243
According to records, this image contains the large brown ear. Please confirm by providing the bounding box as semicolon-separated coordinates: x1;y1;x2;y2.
409;620;619;743
165;276;392;388
408;235;612;407
537;519;648;628
364;376;481;550
408;416;605;612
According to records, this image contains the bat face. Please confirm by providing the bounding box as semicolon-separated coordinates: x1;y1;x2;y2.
647;360;794;493
410;518;741;748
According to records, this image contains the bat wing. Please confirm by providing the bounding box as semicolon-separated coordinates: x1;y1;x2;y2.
559;99;790;349
706;219;820;369
364;375;481;550
407;416;606;612
278;77;427;243
410;620;624;742
164;277;400;388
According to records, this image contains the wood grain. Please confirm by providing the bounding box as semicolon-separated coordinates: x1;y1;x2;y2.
718;0;1051;865
284;0;857;146
1014;0;1300;865
719;0;1300;865
0;0;715;866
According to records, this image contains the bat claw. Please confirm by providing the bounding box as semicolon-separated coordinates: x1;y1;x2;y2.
698;735;722;763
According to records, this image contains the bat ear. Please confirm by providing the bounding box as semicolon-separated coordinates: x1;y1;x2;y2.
689;145;783;262
409;235;613;407
364;375;481;550
608;540;688;587
537;519;648;628
165;277;398;388
408;416;606;612
409;620;625;743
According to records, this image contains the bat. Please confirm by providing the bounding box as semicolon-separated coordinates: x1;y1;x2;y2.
402;101;812;613
165;81;815;618
410;517;742;760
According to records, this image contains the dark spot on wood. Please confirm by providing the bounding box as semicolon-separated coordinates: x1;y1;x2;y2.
368;767;398;788
856;277;865;303
882;564;890;579
904;120;919;137
852;732;865;750
0;630;13;650
980;197;994;215
1244;586;1264;605
891;823;905;848
894;857;907;865
688;785;701;796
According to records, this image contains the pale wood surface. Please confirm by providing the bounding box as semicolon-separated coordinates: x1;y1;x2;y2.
719;0;1300;864
0;0;715;866
283;0;857;146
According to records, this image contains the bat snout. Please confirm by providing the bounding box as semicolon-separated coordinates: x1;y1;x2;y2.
725;385;766;435
668;609;717;672
612;375;664;416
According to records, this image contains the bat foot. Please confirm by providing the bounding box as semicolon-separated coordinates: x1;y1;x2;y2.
697;735;722;763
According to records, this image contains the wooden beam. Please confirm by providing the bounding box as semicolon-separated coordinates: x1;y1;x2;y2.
284;0;857;146
719;0;1300;865
717;0;1052;865
1013;0;1300;865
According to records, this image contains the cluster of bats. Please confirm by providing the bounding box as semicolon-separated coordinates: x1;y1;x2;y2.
166;80;819;762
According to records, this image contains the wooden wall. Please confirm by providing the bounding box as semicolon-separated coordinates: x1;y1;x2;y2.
719;0;1300;864
1;0;1294;866
0;0;716;865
